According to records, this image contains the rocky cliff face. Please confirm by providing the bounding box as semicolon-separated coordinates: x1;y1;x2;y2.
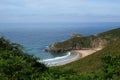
91;38;107;48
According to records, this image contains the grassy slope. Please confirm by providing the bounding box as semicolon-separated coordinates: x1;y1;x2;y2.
60;39;120;73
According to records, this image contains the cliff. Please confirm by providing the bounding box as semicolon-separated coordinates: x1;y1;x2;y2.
45;28;120;53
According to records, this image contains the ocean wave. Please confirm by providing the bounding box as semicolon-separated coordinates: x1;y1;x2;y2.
40;52;71;62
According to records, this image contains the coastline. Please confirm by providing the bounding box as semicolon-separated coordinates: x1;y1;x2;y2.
51;48;102;66
51;52;81;66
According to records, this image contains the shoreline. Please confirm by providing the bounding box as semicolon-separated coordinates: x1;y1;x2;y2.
50;48;102;66
51;52;81;66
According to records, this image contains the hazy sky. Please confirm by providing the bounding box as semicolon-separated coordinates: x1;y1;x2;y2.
0;0;120;23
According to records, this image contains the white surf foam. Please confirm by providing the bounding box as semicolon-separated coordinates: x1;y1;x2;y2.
48;53;80;66
40;52;71;62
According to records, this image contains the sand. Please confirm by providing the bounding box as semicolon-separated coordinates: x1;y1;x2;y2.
52;48;102;66
74;48;102;58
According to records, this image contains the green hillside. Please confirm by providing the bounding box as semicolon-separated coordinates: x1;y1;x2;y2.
62;39;120;72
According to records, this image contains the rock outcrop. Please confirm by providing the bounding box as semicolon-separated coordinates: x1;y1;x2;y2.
91;38;107;48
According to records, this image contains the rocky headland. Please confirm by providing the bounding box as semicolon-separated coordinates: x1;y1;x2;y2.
45;28;120;53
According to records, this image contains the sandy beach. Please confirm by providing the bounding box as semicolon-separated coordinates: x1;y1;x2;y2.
52;48;102;66
74;48;102;58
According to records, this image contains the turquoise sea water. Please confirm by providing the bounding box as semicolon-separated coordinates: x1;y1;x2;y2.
0;22;120;63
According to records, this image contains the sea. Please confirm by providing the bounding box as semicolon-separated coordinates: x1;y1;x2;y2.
0;22;120;65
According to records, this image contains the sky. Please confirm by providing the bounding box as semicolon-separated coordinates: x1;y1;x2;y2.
0;0;120;23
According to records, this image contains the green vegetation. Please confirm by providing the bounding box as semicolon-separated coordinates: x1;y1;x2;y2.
0;28;120;80
0;37;48;80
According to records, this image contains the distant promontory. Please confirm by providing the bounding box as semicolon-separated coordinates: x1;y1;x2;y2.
45;28;120;53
